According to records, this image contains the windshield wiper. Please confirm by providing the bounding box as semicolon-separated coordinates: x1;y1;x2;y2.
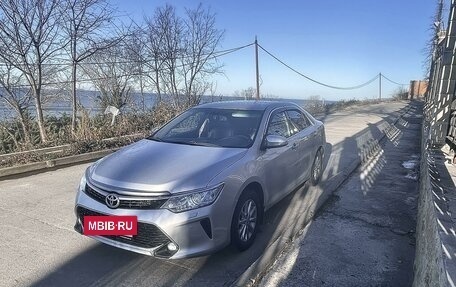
147;138;219;147
147;136;163;142
188;141;219;147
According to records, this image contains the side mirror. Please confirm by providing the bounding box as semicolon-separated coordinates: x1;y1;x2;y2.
264;135;288;149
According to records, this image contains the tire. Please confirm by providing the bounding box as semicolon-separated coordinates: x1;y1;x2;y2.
311;148;323;185
231;190;261;251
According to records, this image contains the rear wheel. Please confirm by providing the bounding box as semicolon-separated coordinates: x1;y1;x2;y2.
311;148;323;185
231;190;261;251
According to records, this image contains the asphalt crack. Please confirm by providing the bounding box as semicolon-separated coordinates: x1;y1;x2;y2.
321;209;414;237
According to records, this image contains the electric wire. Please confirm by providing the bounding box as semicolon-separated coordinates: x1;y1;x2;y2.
1;42;254;88
381;74;407;86
0;40;407;92
0;42;255;67
258;43;380;90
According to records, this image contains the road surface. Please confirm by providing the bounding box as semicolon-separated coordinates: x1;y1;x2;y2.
0;101;410;287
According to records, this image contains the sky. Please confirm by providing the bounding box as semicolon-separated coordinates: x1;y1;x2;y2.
112;0;437;101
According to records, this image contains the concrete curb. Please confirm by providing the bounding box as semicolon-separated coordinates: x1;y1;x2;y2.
0;149;116;179
232;105;413;287
0;133;143;178
0;144;70;161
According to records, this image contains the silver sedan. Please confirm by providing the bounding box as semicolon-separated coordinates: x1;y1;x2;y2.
74;100;326;259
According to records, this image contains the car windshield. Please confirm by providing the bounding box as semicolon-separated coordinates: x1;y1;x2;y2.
148;108;264;148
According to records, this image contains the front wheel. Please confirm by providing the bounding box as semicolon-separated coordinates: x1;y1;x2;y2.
231;190;261;251
311;148;323;185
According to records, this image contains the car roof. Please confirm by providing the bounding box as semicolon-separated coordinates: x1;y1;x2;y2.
196;100;298;111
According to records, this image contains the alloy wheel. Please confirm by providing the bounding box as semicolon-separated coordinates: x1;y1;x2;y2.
238;199;257;242
313;151;322;183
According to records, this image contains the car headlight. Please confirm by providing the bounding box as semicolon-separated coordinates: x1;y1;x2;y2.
78;174;87;193
161;184;224;213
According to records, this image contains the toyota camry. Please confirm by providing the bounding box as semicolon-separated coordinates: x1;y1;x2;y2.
74;100;326;259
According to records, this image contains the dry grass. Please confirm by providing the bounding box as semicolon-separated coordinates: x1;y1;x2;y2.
0;101;182;157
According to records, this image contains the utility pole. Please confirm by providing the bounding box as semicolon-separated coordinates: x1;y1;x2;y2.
379;72;382;100
255;36;260;100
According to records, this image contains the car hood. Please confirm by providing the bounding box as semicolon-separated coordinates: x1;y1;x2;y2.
89;139;247;194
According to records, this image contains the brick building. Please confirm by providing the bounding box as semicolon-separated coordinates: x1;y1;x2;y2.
409;80;428;99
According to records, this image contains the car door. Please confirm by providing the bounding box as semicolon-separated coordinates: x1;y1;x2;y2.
260;110;301;205
286;109;315;183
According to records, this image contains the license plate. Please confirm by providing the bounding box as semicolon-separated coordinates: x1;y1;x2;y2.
83;215;138;236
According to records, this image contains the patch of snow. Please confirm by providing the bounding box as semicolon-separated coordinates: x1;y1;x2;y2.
405;173;418;181
402;160;419;169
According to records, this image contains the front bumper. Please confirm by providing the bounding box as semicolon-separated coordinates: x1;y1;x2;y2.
74;188;232;259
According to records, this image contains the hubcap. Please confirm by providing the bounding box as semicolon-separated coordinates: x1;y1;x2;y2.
238;199;257;242
313;153;322;181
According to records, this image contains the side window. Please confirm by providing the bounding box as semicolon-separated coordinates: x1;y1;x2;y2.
286;110;311;135
266;111;292;138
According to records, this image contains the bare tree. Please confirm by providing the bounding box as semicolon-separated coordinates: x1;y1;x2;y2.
0;0;66;143
392;86;409;100
128;21;163;109
129;5;183;106
60;0;119;133
0;64;33;145
81;43;136;110
128;4;224;109
128;31;148;111
305;95;325;115
423;0;447;78
179;4;224;107
234;87;255;100
156;5;183;102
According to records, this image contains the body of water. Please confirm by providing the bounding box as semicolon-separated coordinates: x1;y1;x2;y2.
0;90;332;120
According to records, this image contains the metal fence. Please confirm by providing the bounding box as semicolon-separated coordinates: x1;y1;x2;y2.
425;0;456;147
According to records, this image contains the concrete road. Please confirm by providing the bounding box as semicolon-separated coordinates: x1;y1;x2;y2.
0;101;409;287
259;102;422;287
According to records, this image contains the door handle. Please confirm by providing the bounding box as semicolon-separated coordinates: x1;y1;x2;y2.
291;143;298;150
303;134;316;141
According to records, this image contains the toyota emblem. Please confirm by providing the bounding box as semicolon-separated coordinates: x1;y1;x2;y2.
105;193;120;209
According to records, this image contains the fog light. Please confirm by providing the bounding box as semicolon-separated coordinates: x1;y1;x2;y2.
167;242;177;251
155;241;179;258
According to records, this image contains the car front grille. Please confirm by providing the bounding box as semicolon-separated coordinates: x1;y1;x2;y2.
76;206;170;249
84;184;168;210
85;184;105;203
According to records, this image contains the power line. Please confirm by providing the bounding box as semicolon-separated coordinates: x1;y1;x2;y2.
0;42;254;67
381;74;407;86
1;42;254;88
0;39;408;93
258;43;379;90
73;42;253;65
